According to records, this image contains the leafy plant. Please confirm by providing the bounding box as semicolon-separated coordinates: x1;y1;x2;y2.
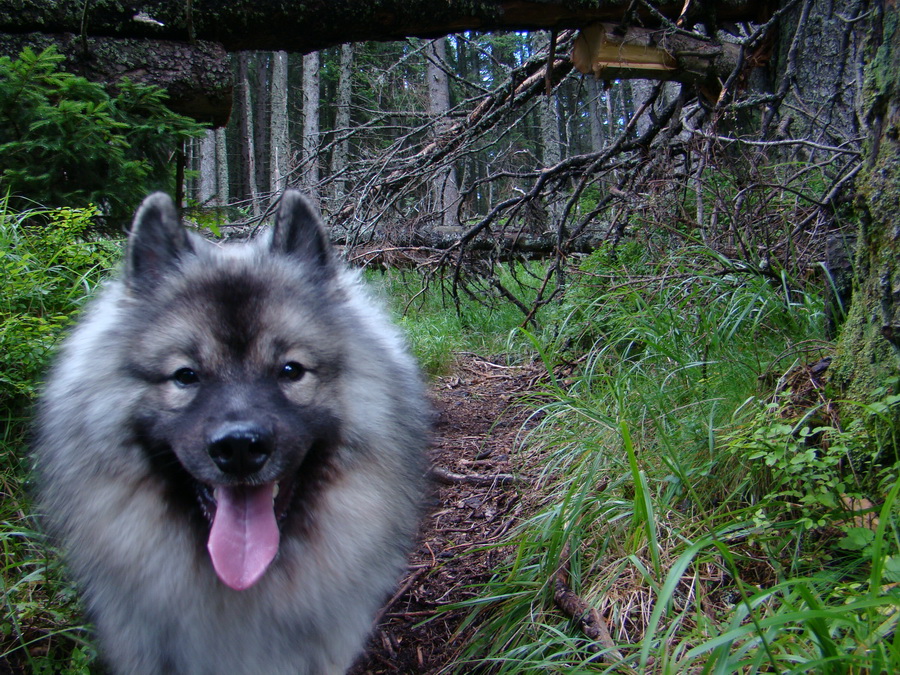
0;46;205;225
0;197;118;415
725;390;900;532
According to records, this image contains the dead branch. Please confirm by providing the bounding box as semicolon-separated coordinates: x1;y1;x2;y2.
259;0;865;331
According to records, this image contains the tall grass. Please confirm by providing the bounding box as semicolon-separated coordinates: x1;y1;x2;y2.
373;261;544;376
448;248;900;673
0;200;115;674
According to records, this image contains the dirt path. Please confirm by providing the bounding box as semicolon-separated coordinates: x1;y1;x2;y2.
350;354;540;674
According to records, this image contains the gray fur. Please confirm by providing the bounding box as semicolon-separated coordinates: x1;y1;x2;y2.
32;191;428;675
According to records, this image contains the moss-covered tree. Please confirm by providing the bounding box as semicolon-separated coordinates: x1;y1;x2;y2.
830;4;900;405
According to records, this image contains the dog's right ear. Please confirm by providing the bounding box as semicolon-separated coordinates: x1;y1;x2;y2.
126;193;193;291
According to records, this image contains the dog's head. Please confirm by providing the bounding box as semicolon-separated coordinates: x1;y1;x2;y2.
124;192;346;590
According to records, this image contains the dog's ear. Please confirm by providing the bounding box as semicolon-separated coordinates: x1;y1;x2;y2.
271;191;332;273
126;192;193;290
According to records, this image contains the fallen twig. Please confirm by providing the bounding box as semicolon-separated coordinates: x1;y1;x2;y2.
430;465;523;486
553;543;629;666
373;566;428;626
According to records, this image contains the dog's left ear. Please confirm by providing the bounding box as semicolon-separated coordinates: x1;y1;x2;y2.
272;191;332;274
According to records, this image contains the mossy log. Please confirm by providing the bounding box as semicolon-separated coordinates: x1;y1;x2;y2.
0;1;774;54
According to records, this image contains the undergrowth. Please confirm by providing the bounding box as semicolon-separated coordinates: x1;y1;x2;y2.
0;199;115;674
443;246;900;673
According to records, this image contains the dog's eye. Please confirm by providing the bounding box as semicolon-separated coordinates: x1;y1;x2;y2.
280;361;306;382
172;367;199;387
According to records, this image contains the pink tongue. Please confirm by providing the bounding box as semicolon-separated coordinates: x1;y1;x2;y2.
207;484;279;591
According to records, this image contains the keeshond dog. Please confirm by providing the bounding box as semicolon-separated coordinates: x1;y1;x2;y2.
32;191;428;674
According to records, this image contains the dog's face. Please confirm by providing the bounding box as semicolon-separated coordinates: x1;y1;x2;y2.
122;193;347;590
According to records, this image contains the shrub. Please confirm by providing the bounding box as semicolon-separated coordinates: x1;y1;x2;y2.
0;46;205;225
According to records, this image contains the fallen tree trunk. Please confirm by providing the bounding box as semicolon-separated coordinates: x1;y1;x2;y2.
0;2;773;125
0;1;777;54
0;33;232;126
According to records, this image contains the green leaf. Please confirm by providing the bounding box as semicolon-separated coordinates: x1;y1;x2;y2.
883;556;900;582
837;527;875;552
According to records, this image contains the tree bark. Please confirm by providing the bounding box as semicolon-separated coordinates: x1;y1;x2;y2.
330;43;354;201
587;78;605;152
237;53;261;217
215;127;229;206
254;54;272;196
769;0;864;144
830;2;900;405
198;129;217;206
426;37;461;229
196;128;228;207
532;31;563;234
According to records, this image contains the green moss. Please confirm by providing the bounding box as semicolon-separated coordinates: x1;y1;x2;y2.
830;285;898;402
830;163;900;404
871;9;900;104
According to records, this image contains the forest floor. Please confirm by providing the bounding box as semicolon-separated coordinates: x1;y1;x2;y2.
349;353;543;675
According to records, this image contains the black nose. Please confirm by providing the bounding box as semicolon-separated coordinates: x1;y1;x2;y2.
207;424;273;477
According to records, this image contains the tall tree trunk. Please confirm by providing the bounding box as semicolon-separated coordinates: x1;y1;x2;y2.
769;0;864;145
302;51;321;195
630;79;660;137
588;77;605;152
198;128;228;207
530;31;562;168
215;128;229;206
532;31;562;235
426;37;461;229
540;89;562;167
540;91;563;234
254;54;272;196
830;3;900;407
184;135;197;203
270;50;290;193
198;129;217;206
238;53;261;217
330;43;354;201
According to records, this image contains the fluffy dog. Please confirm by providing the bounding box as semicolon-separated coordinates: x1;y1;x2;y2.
32;191;428;674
